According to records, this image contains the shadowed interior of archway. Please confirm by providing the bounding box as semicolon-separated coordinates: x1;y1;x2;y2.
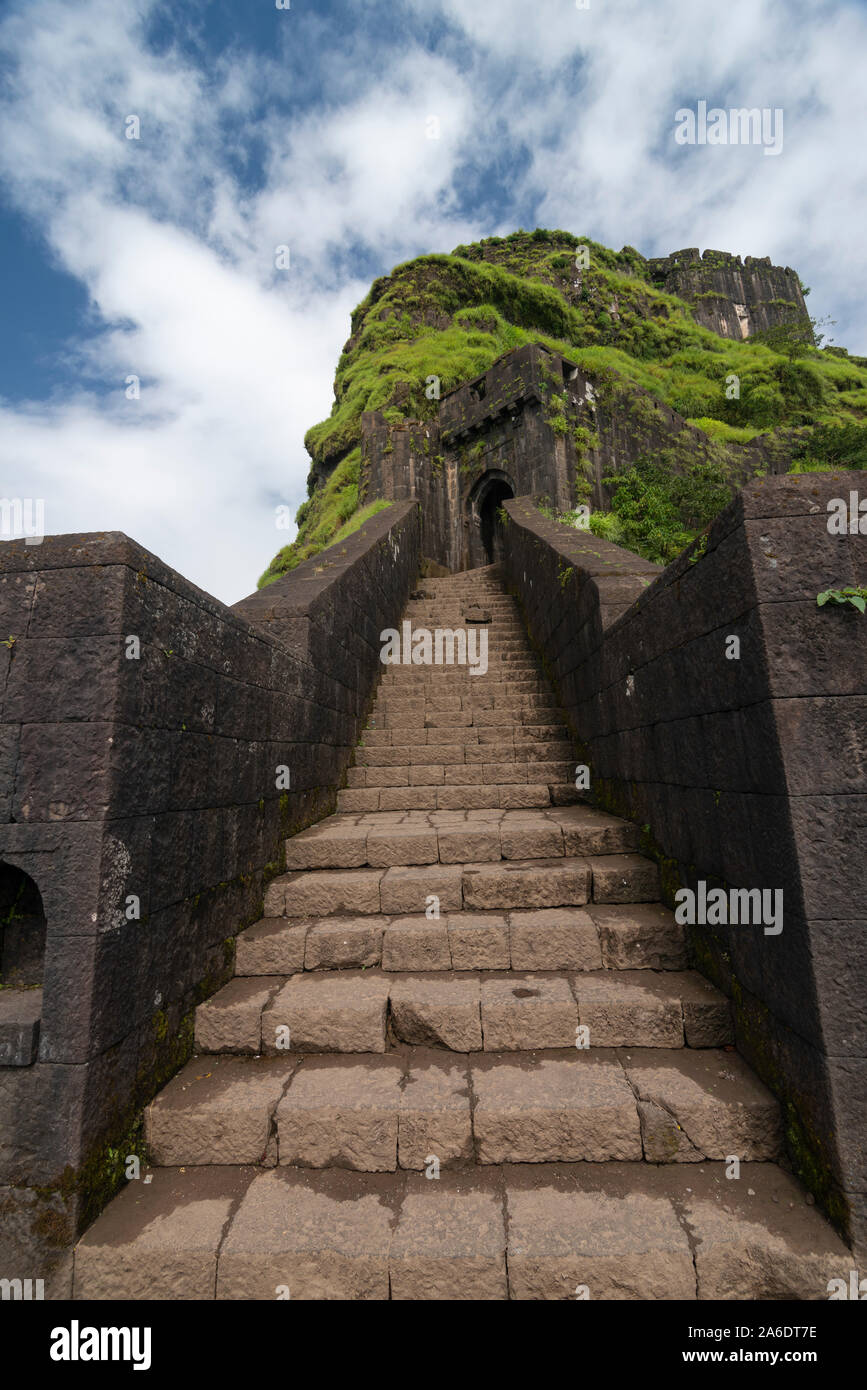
478;479;514;564
0;862;46;987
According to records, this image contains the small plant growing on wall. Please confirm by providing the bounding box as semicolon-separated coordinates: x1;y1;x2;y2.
817;586;867;613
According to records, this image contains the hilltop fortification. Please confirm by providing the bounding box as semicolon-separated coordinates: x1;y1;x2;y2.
261;229;867;584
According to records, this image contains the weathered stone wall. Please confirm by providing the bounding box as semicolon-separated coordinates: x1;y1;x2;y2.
501;473;867;1250
0;500;420;1292
360;415;457;568
646;248;808;340
571;372;794;514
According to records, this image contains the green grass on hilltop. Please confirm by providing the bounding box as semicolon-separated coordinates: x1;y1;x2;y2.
258;447;393;587
259;227;867;586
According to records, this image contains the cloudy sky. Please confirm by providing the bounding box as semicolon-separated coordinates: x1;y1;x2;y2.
1;0;866;603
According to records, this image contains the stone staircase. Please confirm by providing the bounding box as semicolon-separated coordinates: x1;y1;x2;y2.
73;566;849;1300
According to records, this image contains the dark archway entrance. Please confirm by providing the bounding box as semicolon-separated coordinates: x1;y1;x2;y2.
0;862;46;987
466;470;515;568
479;480;514;563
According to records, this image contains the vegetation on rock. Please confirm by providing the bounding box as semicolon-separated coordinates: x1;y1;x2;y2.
258;447;392;587
259;228;867;586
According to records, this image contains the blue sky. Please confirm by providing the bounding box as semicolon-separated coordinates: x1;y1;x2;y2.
1;0;866;602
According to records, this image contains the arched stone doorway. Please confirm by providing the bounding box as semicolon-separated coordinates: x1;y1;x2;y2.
466;470;515;568
0;861;46;987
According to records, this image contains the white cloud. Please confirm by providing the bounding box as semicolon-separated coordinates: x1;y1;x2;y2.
1;0;865;601
0;1;478;600
417;0;867;345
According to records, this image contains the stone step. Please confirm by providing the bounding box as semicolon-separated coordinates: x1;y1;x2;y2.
195;967;728;1056
349;764;575;788
406;598;515;606
378;668;543;684
402;600;522;610
337;784;580;813
376;683;548;698
369;722;572;745
375;682;547;701
405;601;518;610
395;641;526;652
144;1039;771;1174
378;665;547;683
376;685;545;700
367;710;564;728
235;903;687;976
388;644;533;660
360;725;570;747
284;806;639;870
400;627;526;640
392;627;529;639
73;1160;849;1300
264;852;656;920
354;745;575;767
263;850;655;917
355;742;574;767
376;675;547;692
376;710;563;728
372;694;558;714
343;784;575;812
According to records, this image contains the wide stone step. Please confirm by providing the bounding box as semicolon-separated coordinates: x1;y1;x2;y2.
145;1040;774;1174
378;654;536;670
376;684;548;699
284;806;640;871
389;630;530;643
265;853;657;919
380;673;545;688
400;629;527;643
403;609;520;620
372;695;559;715
235;902;688;976
374;676;547;694
356;742;574;767
405;614;518;622
366;722;558;742
195;967;729;1056
404;617;516;625
380;653;539;666
378;670;543;686
346;761;574;788
359;725;570;747
377;709;563;730
73;1160;849;1300
337;784;575;812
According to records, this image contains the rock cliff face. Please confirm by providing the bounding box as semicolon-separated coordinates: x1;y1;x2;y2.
646;247;807;339
260;229;867;586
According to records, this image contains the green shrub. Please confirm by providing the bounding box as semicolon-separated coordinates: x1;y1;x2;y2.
791;421;867;471
587;511;624;544
777;360;827;417
600;454;732;565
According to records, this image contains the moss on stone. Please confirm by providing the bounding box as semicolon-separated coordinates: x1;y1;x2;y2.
258;228;867;585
